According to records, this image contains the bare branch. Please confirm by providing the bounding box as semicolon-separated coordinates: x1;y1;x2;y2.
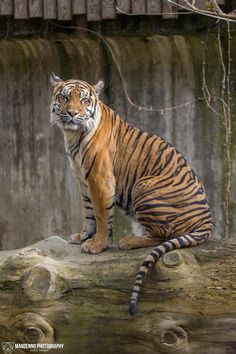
167;0;236;23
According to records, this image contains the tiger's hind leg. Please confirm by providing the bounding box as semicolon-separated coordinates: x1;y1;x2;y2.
119;235;161;250
119;176;174;250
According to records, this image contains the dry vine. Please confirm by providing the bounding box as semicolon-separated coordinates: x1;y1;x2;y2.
166;0;236;22
200;19;233;238
217;21;233;238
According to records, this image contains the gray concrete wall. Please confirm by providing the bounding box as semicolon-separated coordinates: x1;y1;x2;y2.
0;33;235;250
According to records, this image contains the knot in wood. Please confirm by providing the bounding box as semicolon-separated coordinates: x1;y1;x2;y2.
12;313;54;343
157;326;188;352
22;265;53;301
23;326;44;343
162;252;183;267
161;331;178;345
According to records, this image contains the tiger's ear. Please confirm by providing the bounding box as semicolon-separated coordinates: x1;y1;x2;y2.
50;72;63;86
94;80;104;96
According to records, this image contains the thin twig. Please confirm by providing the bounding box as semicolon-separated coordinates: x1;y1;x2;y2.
166;0;236;23
216;22;232;238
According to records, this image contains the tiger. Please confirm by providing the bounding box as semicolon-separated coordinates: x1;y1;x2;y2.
50;73;213;315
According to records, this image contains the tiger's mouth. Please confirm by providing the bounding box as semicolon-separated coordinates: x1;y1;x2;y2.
61;115;93;132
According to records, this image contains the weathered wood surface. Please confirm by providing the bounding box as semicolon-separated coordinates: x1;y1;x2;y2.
14;0;28;19
162;1;178;19
29;0;43;18
0;0;226;21
147;0;161;14
57;0;72;21
132;0;146;14
0;236;236;353
43;0;57;19
0;0;14;15
87;0;102;21
72;0;86;15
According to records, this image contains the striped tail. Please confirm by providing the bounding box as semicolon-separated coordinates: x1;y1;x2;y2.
129;229;211;315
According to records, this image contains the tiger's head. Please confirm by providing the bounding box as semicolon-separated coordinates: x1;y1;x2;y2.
50;73;104;132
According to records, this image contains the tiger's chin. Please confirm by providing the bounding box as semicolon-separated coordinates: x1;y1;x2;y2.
63;122;84;131
64;118;99;134
60;120;89;133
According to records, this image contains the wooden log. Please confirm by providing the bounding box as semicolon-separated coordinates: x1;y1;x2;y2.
0;236;236;353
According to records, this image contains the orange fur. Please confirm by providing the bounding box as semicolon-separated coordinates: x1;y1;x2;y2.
50;75;213;313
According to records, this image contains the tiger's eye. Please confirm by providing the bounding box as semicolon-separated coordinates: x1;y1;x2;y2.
58;95;67;104
81;98;91;105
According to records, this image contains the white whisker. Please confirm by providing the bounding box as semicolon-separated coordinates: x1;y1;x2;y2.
49;117;61;126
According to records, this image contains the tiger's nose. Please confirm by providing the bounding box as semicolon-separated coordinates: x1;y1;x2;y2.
67;109;79;117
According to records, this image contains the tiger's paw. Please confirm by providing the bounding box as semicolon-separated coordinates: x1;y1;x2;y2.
119;236;135;250
68;233;83;245
81;238;107;254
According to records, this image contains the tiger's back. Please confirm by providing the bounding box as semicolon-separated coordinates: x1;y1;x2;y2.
99;108;212;239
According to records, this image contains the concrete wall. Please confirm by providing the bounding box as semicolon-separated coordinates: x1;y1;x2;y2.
0;32;235;250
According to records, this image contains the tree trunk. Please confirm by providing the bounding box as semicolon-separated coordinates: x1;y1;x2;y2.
0;236;235;354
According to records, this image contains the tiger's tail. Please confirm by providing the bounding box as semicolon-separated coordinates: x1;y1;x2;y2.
129;228;212;315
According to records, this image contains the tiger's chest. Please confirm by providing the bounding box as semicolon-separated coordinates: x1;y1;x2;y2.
68;156;88;185
65;139;88;185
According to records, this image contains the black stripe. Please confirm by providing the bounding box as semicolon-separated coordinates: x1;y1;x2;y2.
138;217;170;225
176;237;186;247
71;133;86;159
175;208;210;224
133;179;174;209
139;139;158;178
142;260;153;269
153;247;165;257
182;236;193;245
85;216;95;220
150;251;159;260
136;275;143;280
84;206;93;210
106;202;115;210
121;125;132;143
82;194;92;203
151;141;170;170
137;271;145;277
81;133;96;154
172;171;192;187
162;242;172;252
174;215;212;234
85;152;98;179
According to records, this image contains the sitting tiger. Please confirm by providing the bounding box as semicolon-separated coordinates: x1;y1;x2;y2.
50;73;213;315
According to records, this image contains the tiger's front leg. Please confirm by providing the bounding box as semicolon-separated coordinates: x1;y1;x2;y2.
81;173;115;254
69;182;96;245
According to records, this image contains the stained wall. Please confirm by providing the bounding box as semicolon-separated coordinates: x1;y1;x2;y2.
0;31;234;250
